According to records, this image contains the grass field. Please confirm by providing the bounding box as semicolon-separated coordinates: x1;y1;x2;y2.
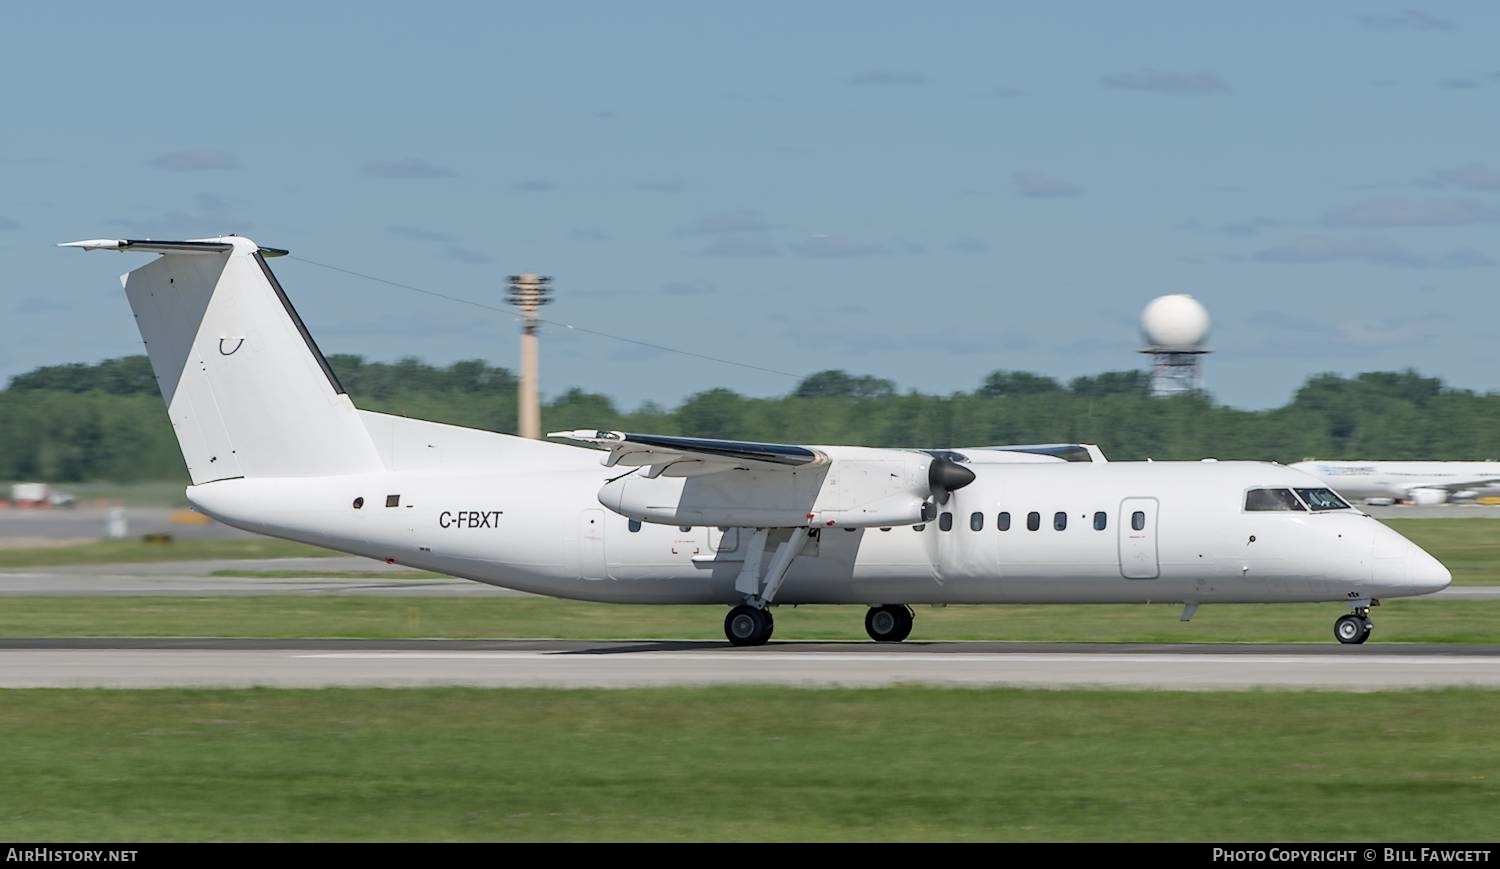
0;596;1492;643
0;686;1494;841
0;537;337;568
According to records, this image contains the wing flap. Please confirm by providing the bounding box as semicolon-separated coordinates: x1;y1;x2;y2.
549;430;826;472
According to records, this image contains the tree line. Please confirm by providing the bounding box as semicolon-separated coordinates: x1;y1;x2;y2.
2;355;1496;483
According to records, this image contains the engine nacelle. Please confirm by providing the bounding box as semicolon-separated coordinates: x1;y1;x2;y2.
598;446;944;528
1408;487;1449;506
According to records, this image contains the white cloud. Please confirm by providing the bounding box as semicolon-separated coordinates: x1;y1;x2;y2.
1359;10;1456;32
1101;69;1229;95
1249;235;1492;269
149;149;240;172
1323;199;1500;228
1014;171;1083;198
676;210;771;236
847;70;930;87
1418;164;1500;193
360;158;456;180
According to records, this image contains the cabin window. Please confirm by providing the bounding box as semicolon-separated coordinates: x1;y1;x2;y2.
385;494;400;508
1026;511;1040;531
1295;488;1351;511
913;524;926;532
997;511;1011;531
1053;511;1067;531
939;512;953;532
970;512;984;531
352;497;364;510
1093;511;1107;530
1131;510;1146;531
1244;488;1307;512
679;525;692;532
628;519;642;533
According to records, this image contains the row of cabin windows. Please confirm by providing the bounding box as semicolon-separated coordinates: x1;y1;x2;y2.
626;510;1150;534
940;510;1145;532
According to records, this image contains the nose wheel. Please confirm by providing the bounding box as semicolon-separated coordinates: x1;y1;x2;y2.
1334;611;1372;645
865;604;915;642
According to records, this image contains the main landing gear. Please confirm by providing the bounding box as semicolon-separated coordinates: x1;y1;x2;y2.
723;528;814;646
865;604;914;642
725;605;775;647
1334;601;1375;645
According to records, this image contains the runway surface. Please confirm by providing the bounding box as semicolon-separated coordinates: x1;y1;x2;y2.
2;638;1497;690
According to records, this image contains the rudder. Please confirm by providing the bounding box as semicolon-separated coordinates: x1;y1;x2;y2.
69;237;382;483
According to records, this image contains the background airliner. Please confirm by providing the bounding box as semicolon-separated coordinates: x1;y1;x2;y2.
63;236;1451;646
1293;460;1500;506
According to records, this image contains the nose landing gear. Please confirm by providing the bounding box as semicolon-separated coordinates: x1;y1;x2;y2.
1334;602;1375;645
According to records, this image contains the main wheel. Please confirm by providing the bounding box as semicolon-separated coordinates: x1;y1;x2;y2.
865;604;914;642
725;605;774;647
1334;614;1372;645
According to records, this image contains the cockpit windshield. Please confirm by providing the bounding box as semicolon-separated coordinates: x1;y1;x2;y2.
1295;487;1351;511
1244;488;1307;512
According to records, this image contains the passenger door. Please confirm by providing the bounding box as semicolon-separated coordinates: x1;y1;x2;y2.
1118;497;1159;579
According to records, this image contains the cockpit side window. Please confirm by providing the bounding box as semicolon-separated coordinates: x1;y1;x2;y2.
1295;487;1351;511
1244;488;1307;512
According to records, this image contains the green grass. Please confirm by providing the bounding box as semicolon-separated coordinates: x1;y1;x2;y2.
207;568;442;579
0;596;1492;643
0;537;337;568
0;686;1495;841
1385;519;1500;586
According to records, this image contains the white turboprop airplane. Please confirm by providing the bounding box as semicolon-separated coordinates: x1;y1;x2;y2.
1291;459;1500;506
62;236;1452;646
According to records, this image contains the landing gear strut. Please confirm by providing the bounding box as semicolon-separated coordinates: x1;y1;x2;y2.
723;528;815;647
725;604;775;647
865;604;915;642
1334;605;1373;645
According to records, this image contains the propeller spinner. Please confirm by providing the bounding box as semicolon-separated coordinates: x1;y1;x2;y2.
928;457;977;506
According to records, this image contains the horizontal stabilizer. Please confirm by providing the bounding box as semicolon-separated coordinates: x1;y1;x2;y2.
60;238;289;257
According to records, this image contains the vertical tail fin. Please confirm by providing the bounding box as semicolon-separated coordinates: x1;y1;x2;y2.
61;237;382;483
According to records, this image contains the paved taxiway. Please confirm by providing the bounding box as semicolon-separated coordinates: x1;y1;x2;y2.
2;639;1497;690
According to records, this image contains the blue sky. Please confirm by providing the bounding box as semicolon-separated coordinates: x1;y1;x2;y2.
3;2;1498;409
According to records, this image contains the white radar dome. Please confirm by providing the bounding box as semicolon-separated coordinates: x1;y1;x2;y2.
1141;294;1210;351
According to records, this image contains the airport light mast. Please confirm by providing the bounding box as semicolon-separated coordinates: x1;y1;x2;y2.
506;272;553;439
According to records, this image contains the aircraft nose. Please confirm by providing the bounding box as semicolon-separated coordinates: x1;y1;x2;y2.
1370;530;1452;595
1410;547;1453;592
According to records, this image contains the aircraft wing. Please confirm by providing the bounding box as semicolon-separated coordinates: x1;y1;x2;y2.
960;443;1108;463
549;430;828;476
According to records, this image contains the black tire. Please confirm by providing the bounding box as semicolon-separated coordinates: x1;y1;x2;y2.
865;605;914;643
725;605;773;647
1334;614;1372;645
757;608;776;645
